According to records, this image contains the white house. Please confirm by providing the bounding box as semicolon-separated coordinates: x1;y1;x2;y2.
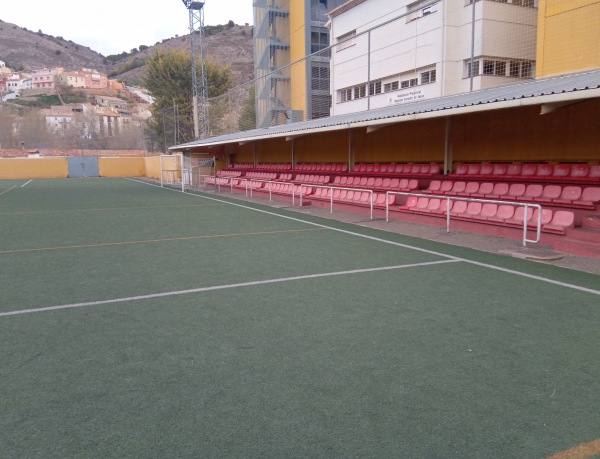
6;73;33;93
328;0;538;115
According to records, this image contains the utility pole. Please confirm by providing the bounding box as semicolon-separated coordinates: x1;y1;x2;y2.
181;1;210;139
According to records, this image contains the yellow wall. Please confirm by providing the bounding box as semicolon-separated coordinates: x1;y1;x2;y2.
537;0;600;76
452;99;600;163
99;157;146;177
289;0;308;120
144;156;162;179
296;130;349;163
0;158;68;179
356;119;447;163
256;138;293;163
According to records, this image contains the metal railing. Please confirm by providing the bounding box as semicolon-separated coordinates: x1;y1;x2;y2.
385;191;542;247
300;185;375;220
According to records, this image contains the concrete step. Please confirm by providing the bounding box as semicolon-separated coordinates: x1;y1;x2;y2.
552;237;600;259
566;227;600;243
581;214;600;230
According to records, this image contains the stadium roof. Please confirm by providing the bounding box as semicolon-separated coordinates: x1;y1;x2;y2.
171;68;600;151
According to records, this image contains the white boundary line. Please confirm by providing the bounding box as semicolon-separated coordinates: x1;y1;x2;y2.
21;179;33;188
0;260;459;317
127;178;600;296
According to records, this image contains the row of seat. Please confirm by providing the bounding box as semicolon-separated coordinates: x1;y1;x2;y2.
353;163;440;175
423;181;600;209
217;170;243;177
331;175;419;191
245;172;277;180
399;196;575;235
451;162;600;182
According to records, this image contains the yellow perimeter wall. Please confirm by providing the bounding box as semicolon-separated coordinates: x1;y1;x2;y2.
99;158;146;177
537;0;600;76
0;158;68;179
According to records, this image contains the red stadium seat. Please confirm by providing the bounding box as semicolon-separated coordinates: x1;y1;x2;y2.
424;180;441;194
465;182;480;195
574;187;600;207
506;164;522;177
502;183;526;200
439;180;453;194
454;164;468;175
543;211;575;234
447;181;467;196
476;203;498;220
488;204;515;222
523;184;544;201
554;186;582;205
478;164;494;177
539;185;562;203
399;196;419;211
424;198;443;214
467;164;480;176
465;201;483;218
570;164;590;179
471;182;494;198
492;164;508;177
521;163;537;177
450;200;468;215
487;182;510;198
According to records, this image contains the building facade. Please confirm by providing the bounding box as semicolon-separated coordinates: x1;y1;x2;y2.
328;0;538;116
253;0;347;128
31;67;64;89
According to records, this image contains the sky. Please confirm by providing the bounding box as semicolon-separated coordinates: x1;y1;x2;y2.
1;0;254;56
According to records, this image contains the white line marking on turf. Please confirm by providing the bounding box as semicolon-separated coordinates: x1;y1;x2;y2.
126;178;600;296
0;260;459;317
21;180;33;188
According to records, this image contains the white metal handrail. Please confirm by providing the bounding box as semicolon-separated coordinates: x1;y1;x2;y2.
385;191;543;247
248;179;296;206
300;184;374;220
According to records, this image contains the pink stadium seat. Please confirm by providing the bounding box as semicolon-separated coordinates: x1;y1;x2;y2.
359;177;368;186
333;189;341;200
399;196;419;211
590;164;600;179
447;181;467;196
471;182;494;198
373;164;381;173
543;211;575;234
395;179;407;190
409;164;420;174
506;164;522;177
527;208;553;227
374;178;383;187
394;164;404;173
366;164;374;173
345;177;354;185
424;198;443;214
390;178;400;189
487;182;510;198
424;180;441;194
353;193;363;204
521;163;537;177
340;164;349;172
387;194;397;206
554;186;582;204
492;164;508;177
476;203;498;220
450;200;468;215
465;182;480;195
465;202;483;218
333;176;341;184
339;190;347;200
536;164;554;178
374;193;386;207
502;183;526;200
379;164;388;174
439;180;453;193
360;192;371;205
570;163;589;179
467;164;481;176
506;206;534;226
429;163;441;175
339;176;348;185
488;204;515;223
454;164;468;175
523;184;544;201
539;185;562;203
477;163;493;177
324;164;332;171
574;187;600;207
438;199;452;214
382;178;391;188
406;179;419;191
367;177;375;187
416;197;430;211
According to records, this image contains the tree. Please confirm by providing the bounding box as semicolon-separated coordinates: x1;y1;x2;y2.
238;85;256;132
143;50;233;147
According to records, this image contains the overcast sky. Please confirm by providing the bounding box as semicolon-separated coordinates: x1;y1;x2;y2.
2;0;254;56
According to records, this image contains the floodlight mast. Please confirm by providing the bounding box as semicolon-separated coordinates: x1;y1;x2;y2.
182;0;209;139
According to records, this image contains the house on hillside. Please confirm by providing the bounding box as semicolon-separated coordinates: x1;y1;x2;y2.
59;71;86;88
0;60;4;69
31;67;64;89
95;106;121;136
94;95;127;110
6;73;32;94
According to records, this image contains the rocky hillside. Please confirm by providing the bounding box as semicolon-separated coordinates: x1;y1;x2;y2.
0;20;108;72
0;20;254;87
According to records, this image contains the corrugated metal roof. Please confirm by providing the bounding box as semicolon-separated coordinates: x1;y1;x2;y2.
172;68;600;150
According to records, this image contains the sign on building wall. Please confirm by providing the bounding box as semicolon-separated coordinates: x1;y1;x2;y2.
387;88;426;105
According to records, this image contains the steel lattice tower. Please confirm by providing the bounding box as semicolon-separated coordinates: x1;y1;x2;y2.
182;1;209;139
